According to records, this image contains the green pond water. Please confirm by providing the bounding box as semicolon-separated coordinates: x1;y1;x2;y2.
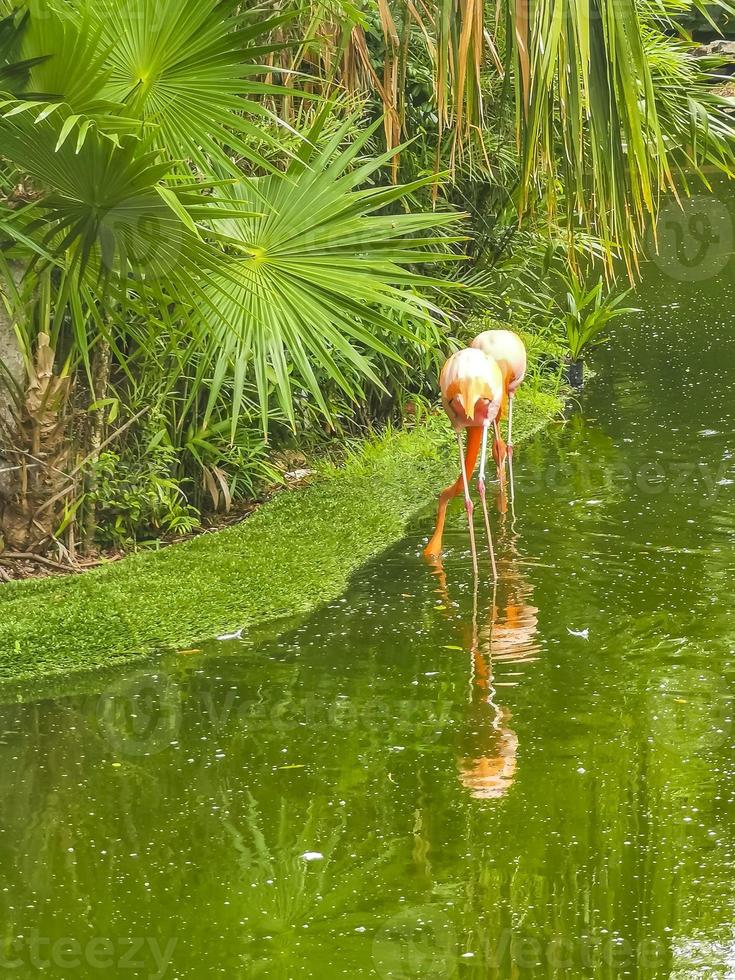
2;204;735;978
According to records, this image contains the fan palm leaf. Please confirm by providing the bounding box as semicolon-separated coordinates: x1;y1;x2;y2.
0;8;48;92
0;112;257;274
1;103;463;432
1;0;305;174
194;114;466;431
62;0;308;174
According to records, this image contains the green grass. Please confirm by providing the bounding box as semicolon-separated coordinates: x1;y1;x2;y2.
0;387;563;687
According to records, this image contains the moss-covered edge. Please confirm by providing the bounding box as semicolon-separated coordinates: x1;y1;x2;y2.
0;389;562;686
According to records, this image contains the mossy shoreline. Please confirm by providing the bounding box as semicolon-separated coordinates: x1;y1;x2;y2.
0;389;563;688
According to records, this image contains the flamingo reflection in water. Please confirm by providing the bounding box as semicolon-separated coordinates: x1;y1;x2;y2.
428;540;540;800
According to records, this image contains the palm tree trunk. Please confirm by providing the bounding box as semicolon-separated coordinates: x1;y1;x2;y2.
0;262;26;522
82;338;111;555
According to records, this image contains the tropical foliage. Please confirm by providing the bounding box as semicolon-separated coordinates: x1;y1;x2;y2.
0;0;733;561
534;271;638;363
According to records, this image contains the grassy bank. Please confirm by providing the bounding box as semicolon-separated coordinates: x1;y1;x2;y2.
0;387;562;687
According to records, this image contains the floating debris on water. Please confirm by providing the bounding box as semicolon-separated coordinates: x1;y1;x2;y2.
567;628;590;639
217;629;244;641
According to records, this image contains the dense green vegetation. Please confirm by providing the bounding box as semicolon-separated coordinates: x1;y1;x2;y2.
0;378;560;684
0;0;733;565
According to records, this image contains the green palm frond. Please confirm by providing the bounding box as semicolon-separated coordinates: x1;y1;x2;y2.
1;4;142;147
21;2;112;111
2;0;308;174
62;0;308;174
193;114;466;431
0;8;47;92
0;109;260;383
1;117;214;276
1;103;461;434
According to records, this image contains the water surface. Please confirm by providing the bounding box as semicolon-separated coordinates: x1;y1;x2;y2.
1;207;735;977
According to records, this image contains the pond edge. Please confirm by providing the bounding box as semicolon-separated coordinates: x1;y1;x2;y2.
0;389;563;690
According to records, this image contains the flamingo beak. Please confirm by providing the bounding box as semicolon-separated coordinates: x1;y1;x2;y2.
456;379;487;424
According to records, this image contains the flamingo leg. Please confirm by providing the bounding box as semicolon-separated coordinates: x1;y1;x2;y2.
424;428;482;558
477;422;498;581
507;394;515;460
493;419;507;477
457;431;479;576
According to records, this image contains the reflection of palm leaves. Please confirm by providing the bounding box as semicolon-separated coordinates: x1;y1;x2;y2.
222;792;397;941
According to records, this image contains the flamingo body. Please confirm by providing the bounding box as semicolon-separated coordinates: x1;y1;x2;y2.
440;348;504;427
471;330;527;466
424;349;504;568
470;330;527;398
